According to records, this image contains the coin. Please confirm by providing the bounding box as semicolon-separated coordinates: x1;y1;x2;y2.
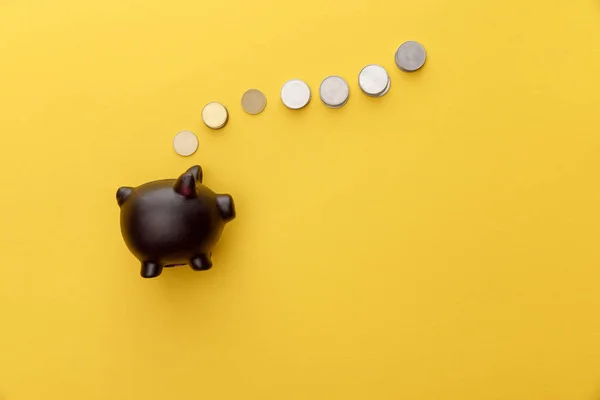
202;102;229;129
241;89;267;115
378;77;391;97
395;41;427;72
358;65;390;97
173;130;198;157
319;76;350;108
281;79;311;110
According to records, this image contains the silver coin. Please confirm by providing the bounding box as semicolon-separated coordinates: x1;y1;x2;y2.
281;79;311;110
319;76;350;108
377;77;391;97
395;41;427;72
358;65;390;97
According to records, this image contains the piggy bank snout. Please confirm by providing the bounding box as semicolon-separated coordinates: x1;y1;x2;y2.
216;194;235;222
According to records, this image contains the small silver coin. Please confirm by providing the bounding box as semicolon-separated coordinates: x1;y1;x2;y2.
319;76;350;108
281;79;311;110
358;65;390;97
395;41;427;72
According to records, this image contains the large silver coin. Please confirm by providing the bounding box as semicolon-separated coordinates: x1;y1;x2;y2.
395;41;427;72
378;77;391;97
319;76;350;108
358;65;390;97
281;79;311;110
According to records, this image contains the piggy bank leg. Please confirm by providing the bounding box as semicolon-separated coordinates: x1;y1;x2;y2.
190;254;213;271
141;261;163;278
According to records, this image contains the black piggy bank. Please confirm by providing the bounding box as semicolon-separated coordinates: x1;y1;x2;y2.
116;165;235;278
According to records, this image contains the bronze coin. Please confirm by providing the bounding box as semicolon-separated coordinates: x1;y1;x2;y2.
241;89;267;115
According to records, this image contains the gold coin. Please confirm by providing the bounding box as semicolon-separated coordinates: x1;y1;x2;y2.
241;89;267;115
173;130;198;157
202;102;229;130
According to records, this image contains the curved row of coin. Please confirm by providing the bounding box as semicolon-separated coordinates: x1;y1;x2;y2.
173;41;426;156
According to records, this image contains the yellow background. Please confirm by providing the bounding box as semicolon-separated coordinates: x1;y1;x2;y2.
1;0;600;398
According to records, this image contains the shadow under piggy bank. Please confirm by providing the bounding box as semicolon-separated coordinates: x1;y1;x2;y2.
116;165;235;278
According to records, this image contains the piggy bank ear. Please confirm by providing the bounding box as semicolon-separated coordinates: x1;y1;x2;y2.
185;165;203;183
116;187;133;207
174;173;197;198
